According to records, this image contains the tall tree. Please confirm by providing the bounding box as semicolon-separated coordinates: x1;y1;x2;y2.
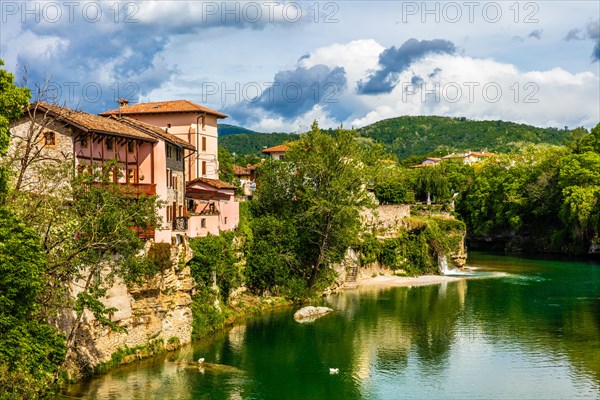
251;121;372;291
0;59;66;399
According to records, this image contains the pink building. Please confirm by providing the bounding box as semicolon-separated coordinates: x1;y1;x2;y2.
100;100;239;241
10;101;238;243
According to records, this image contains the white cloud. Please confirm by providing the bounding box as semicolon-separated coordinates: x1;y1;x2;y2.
238;40;599;131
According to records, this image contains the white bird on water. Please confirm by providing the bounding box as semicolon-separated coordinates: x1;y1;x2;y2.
329;368;339;374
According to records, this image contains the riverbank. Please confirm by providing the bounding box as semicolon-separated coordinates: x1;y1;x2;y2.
355;273;464;289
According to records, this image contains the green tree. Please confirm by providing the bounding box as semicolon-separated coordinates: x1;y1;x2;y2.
0;60;30;202
415;166;450;204
0;209;66;399
0;60;65;399
251;121;372;292
218;146;235;184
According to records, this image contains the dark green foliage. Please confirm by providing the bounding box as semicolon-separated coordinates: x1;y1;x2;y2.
245;216;299;296
0;60;30;204
359;218;464;276
188;233;241;338
374;170;415;204
358;115;571;159
189;232;240;302
455;133;600;255
146;243;172;273
356;233;382;265
220;132;301;156
218;146;237;186
0;208;66;399
248;122;372;294
218;124;262;136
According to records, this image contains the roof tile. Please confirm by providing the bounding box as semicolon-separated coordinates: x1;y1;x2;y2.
33;102;156;141
100;100;227;118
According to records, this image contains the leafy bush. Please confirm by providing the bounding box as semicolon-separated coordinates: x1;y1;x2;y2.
147;243;172;273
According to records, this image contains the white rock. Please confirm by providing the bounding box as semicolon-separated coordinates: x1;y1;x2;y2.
293;306;333;322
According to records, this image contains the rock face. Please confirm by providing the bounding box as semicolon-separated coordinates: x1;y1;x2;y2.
293;306;333;322
63;244;194;376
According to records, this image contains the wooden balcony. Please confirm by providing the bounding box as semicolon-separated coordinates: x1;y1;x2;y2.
119;183;157;196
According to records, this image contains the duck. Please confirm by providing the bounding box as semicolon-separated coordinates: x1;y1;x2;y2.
329;368;339;374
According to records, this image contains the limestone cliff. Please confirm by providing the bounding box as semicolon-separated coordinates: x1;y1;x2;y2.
61;244;194;377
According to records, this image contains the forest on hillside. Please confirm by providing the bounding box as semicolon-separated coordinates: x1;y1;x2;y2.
219;116;573;160
357;116;572;159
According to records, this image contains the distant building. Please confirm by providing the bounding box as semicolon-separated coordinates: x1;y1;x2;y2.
409;157;441;168
234;164;257;198
410;151;495;168
262;144;289;160
442;150;495;165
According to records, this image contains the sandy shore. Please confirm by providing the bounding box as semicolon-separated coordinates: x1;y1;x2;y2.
355;274;464;289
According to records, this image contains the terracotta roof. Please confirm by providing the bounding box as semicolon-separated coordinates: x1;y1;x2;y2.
233;165;251;176
187;177;237;190
32;102;156;142
112;116;195;150
262;144;289;154
99;100;227;118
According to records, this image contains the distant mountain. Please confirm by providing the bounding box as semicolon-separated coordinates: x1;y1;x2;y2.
218;124;263;136
358;116;571;159
218;116;573;158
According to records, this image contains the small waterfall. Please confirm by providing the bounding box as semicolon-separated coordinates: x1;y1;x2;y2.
438;255;450;275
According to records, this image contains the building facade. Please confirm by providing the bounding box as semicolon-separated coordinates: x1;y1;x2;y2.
100;100;239;240
9;101;239;243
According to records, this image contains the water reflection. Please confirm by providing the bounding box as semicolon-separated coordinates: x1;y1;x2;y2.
61;254;600;400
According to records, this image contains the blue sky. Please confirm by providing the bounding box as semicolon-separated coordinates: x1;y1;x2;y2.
1;1;599;131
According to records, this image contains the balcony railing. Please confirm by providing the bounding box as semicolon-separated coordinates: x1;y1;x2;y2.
121;183;157;196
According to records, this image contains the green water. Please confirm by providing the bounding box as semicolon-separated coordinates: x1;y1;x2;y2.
61;252;600;399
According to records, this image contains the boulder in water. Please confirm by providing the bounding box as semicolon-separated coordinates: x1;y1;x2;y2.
294;306;333;322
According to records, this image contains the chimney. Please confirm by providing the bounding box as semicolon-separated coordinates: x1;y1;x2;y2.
118;98;129;107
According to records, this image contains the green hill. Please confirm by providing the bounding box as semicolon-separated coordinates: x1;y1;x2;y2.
218;116;574;158
218;124;262;136
220;132;301;155
357;116;571;159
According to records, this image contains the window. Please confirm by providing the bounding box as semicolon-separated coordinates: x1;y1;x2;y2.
178;205;182;217
202;161;207;176
166;169;171;188
166;144;172;158
201;218;206;228
106;138;113;150
166;206;172;222
202;137;207;152
176;148;182;161
224;216;228;225
127;141;134;153
44;131;56;146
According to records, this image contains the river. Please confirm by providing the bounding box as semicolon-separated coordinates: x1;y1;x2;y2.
60;252;600;399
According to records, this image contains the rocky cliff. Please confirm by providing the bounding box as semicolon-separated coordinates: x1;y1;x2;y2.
62;244;194;377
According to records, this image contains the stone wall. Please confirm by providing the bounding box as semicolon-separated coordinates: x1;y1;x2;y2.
361;204;411;232
63;244;194;376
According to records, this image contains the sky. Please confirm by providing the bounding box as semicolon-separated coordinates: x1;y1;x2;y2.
1;0;599;132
